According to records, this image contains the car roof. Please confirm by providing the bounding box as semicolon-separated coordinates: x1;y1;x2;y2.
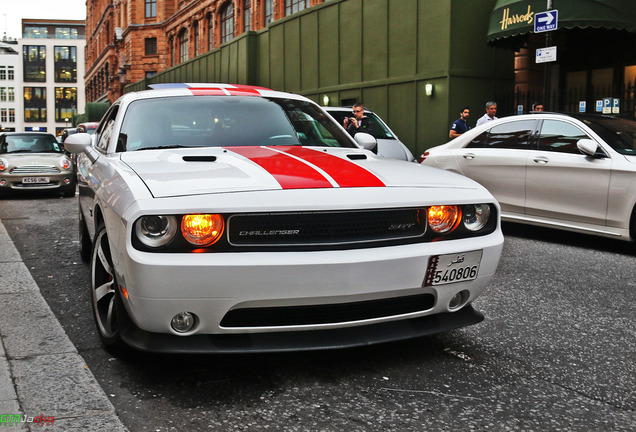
1;132;56;137
138;83;313;103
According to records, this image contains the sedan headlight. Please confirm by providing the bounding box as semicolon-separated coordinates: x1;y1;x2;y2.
60;156;71;170
135;215;178;247
463;204;491;231
0;158;7;171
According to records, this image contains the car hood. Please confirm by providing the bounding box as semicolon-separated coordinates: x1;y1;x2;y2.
120;146;477;198
3;153;66;164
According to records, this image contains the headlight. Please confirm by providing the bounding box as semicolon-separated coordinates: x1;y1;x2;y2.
463;204;491;231
428;205;461;233
181;214;224;246
0;158;7;171
135;215;178;247
60;156;71;170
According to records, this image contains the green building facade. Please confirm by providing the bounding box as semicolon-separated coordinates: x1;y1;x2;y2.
127;0;513;156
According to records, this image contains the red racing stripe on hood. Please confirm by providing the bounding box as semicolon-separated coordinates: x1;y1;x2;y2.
226;146;333;189
281;147;385;188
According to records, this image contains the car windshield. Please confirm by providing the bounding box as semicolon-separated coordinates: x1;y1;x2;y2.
0;134;62;154
327;110;395;140
579;116;636;156
119;96;357;151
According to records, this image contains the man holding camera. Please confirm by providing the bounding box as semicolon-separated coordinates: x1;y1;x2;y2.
343;103;375;137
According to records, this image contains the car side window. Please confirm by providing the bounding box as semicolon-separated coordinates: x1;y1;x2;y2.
96;105;119;153
538;120;589;154
467;120;535;150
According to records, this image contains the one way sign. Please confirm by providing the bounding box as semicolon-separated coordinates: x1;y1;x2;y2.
534;10;558;33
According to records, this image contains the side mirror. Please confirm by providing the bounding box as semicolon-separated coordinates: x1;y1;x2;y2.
64;133;99;163
576;138;601;158
353;132;377;151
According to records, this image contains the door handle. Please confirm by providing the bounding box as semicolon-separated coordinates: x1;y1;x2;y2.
533;156;549;164
462;153;476;160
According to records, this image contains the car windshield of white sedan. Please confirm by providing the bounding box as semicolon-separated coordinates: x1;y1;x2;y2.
581;117;636;156
119;96;357;151
0;134;63;154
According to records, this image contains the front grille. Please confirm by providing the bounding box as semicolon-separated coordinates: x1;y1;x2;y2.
11;165;60;175
228;209;426;247
220;293;436;327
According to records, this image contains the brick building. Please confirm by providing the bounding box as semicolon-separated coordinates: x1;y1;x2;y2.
85;0;325;103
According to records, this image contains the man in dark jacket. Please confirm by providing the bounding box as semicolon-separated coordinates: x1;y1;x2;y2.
343;103;375;137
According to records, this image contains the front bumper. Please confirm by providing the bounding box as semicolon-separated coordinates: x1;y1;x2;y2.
120;305;485;353
0;172;75;191
114;231;503;352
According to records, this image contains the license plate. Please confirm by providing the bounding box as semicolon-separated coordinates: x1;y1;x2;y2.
22;177;50;184
424;250;483;286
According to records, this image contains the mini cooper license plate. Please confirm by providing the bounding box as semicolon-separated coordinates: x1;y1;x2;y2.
424;250;483;286
22;177;50;184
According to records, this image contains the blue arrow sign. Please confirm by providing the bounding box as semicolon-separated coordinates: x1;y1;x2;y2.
535;10;558;33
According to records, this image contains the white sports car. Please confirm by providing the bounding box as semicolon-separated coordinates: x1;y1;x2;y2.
64;83;503;354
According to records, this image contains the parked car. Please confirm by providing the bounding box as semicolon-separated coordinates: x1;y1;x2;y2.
77;122;99;134
421;113;636;241
325;107;415;161
64;83;503;354
0;132;76;197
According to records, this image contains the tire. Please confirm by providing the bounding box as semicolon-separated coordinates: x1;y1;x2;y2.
78;210;91;263
91;222;129;354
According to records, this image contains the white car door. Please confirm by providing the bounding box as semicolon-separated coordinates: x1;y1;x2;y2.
456;119;536;215
525;119;611;225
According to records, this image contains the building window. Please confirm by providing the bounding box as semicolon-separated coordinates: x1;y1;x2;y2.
0;67;5;80
193;21;199;57
265;0;273;24
55;27;79;39
208;14;214;50
0;109;6;123
54;46;77;82
244;0;251;32
220;2;235;44
145;37;157;55
0;88;12;102
55;87;77;122
8;109;14;123
23;87;47;122
179;29;189;63
23;26;48;38
286;0;309;15
145;0;157;18
8;66;14;80
23;46;46;82
145;71;157;78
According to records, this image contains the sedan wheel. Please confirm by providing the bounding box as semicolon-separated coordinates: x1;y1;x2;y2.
91;223;127;352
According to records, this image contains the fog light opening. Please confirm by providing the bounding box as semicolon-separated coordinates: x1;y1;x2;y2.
63;178;71;185
449;290;469;310
0;179;6;186
171;312;197;333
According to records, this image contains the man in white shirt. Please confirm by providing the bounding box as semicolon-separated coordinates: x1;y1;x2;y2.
476;101;498;126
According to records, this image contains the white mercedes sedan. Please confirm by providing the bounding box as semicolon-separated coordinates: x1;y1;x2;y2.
421;113;636;242
64;83;503;354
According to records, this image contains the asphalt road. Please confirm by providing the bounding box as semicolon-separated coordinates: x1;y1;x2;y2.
1;192;635;431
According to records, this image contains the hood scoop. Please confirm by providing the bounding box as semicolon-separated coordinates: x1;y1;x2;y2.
347;154;367;160
182;155;217;162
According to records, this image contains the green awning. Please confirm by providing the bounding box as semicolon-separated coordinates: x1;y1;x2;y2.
487;0;636;43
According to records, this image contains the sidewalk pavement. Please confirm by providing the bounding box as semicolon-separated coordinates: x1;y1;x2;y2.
0;219;127;431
